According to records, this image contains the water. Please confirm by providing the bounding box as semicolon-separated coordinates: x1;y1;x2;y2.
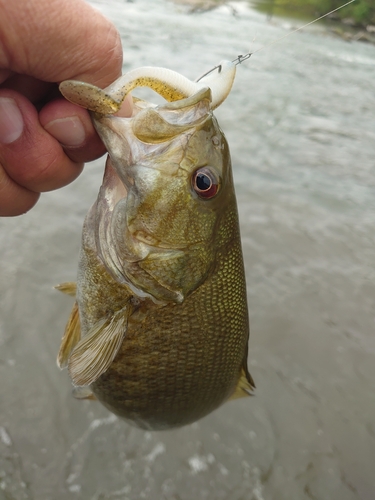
0;1;374;498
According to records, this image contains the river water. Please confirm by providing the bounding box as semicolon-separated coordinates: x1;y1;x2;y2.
1;1;374;499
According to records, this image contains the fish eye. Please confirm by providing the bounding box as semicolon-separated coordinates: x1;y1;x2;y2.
192;167;220;199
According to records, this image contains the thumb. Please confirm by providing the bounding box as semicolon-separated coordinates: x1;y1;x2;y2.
0;0;123;87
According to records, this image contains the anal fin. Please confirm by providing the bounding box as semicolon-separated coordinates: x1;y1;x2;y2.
229;366;256;400
57;301;81;369
68;305;133;387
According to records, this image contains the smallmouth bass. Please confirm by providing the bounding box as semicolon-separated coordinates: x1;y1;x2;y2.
57;62;254;430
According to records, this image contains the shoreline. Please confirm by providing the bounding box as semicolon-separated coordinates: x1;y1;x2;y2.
173;0;375;45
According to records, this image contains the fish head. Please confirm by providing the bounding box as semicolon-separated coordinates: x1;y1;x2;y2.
91;88;235;304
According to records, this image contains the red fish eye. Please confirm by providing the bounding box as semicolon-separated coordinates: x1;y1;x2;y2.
192;168;220;199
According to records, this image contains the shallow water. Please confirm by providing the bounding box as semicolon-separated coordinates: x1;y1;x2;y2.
1;1;374;499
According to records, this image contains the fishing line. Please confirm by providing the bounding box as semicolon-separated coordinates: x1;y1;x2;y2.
197;0;356;80
243;0;357;59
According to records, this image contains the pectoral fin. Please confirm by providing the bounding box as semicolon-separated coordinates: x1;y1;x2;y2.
68;305;132;387
57;301;81;369
72;386;97;400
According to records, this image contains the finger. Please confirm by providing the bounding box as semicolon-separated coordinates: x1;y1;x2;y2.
0;74;53;104
0;70;14;84
0;89;83;193
0;0;123;88
115;95;134;118
0;166;40;216
40;99;106;163
39;94;134;163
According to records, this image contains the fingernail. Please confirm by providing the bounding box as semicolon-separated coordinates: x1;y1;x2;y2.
0;97;24;144
115;95;133;118
44;116;86;147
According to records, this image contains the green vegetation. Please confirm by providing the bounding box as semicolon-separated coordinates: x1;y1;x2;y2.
252;0;375;26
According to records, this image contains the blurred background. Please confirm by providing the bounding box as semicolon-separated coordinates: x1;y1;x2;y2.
0;1;374;498
253;0;374;25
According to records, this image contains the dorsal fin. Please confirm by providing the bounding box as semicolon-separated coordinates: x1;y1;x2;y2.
55;282;77;297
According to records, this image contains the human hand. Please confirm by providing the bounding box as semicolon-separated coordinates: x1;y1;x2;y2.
0;0;132;216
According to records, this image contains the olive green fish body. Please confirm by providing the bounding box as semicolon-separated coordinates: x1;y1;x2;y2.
57;66;254;429
87;178;248;429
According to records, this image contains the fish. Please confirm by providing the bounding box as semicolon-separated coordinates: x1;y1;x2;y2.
56;61;255;430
